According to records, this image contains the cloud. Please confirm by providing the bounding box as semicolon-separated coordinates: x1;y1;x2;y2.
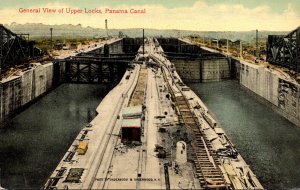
0;0;299;31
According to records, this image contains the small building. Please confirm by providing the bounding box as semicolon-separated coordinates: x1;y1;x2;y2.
54;41;63;50
121;118;141;143
122;105;143;119
69;43;78;50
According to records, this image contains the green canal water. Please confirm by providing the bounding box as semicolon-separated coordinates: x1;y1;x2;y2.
0;84;107;188
189;80;300;190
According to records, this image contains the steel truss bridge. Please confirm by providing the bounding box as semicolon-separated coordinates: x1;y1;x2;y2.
0;24;41;74
62;54;135;84
267;27;300;72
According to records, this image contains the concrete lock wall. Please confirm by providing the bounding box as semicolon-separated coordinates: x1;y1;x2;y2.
44;62;53;91
239;61;300;127
20;69;34;105
173;60;201;82
109;40;123;54
0;62;63;123
173;58;231;82
0;76;22;121
201;58;231;82
33;63;47;98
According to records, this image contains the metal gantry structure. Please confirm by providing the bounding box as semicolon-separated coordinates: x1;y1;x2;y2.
61;38;141;84
267;26;300;72
63;55;132;84
0;24;39;75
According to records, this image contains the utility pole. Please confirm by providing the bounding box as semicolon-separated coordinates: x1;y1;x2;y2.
50;28;53;50
105;19;109;38
227;39;229;55
256;29;259;57
142;28;145;56
240;40;243;59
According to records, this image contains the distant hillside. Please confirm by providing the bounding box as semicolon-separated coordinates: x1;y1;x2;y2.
4;23;288;41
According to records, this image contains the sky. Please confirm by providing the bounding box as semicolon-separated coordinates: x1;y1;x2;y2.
0;0;299;31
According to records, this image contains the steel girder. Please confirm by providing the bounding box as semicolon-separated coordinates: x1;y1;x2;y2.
0;24;32;73
267;27;300;72
64;56;129;84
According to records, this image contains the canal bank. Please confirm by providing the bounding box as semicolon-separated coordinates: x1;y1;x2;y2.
0;83;107;188
189;80;300;190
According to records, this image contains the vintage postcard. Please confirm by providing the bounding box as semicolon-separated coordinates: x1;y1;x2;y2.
0;0;299;189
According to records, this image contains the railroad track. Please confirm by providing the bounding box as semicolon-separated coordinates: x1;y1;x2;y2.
175;95;227;188
159;64;227;189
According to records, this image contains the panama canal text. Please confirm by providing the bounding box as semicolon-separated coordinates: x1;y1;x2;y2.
18;8;146;14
